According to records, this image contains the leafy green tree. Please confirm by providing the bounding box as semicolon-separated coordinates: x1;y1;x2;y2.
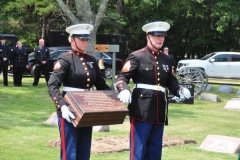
1;0;240;60
1;0;63;47
121;0;240;67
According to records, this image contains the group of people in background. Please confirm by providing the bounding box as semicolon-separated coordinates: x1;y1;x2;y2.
0;36;50;86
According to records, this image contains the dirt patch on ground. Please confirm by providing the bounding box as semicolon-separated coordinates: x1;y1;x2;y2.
47;134;197;153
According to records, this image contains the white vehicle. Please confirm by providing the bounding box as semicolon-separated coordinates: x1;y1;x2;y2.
176;52;240;78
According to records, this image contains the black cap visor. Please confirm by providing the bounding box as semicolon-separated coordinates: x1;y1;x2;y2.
0;36;6;40
147;31;166;36
73;34;91;40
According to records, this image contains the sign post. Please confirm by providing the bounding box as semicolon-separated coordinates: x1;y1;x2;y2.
94;44;119;91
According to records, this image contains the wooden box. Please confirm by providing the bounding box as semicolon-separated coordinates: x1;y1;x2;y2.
63;90;129;127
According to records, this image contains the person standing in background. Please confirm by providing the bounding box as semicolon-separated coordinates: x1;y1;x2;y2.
163;47;174;74
0;36;10;86
10;41;28;86
32;39;50;86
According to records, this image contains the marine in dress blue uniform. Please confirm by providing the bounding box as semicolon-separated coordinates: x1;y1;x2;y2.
48;24;110;160
32;39;50;86
115;21;191;160
10;41;28;86
0;36;10;86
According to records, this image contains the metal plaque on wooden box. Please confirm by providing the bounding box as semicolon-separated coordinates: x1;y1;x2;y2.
63;90;128;127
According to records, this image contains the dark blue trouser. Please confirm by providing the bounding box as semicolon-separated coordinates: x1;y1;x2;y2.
130;118;164;160
0;64;8;86
58;117;92;160
13;66;25;86
33;65;49;85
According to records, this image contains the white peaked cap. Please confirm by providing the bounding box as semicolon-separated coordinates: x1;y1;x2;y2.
142;21;170;35
66;24;94;35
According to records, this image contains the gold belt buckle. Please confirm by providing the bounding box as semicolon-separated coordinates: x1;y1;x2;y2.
156;85;161;91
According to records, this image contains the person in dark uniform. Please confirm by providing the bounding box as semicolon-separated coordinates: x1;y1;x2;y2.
48;24;110;160
163;47;174;65
0;36;10;86
32;38;50;86
10;41;28;86
163;47;174;74
115;21;191;160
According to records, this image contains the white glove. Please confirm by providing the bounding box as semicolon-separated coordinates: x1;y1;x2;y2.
61;105;76;123
118;90;132;103
172;96;181;102
179;87;191;99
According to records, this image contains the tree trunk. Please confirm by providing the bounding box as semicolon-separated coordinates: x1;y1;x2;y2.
41;16;46;39
56;0;110;56
56;0;80;24
115;0;124;34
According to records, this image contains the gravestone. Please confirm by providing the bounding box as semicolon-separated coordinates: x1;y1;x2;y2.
45;112;58;126
231;98;240;101
217;85;233;93
200;93;221;102
205;84;213;91
93;125;109;132
224;98;240;110
199;135;240;154
236;89;240;95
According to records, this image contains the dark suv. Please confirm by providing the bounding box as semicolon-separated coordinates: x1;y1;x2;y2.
11;47;123;78
0;34;33;53
0;34;18;48
96;52;123;79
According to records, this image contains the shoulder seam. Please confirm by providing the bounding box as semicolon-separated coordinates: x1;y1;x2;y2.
132;48;145;54
85;53;95;57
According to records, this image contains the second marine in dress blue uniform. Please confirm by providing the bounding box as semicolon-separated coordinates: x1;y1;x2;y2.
115;21;191;160
116;46;179;123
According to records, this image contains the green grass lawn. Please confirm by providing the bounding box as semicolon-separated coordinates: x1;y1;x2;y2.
0;76;240;160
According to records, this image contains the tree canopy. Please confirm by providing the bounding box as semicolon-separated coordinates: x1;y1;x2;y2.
0;0;239;65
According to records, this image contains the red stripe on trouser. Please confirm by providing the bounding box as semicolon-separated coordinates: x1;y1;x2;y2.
131;118;135;160
61;117;67;160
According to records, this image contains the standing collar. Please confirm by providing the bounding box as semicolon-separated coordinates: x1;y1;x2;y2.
71;49;85;56
145;46;162;56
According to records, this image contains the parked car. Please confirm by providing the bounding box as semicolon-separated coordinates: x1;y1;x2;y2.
95;52;123;79
0;33;33;53
176;52;240;78
26;46;71;76
9;47;124;78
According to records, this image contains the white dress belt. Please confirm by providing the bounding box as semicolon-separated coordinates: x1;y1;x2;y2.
134;83;166;92
62;86;93;91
